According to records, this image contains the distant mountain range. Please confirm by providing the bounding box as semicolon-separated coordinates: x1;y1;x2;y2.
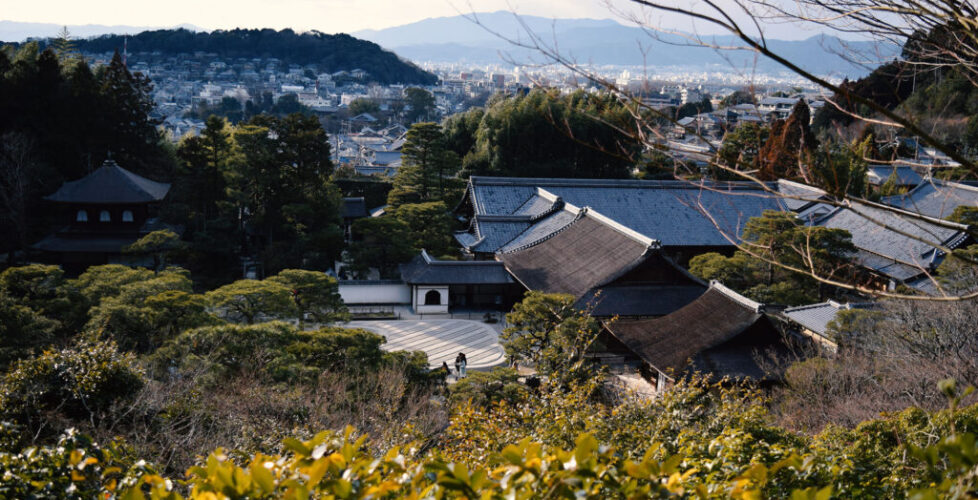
1;14;899;79
0;21;202;42
353;11;900;78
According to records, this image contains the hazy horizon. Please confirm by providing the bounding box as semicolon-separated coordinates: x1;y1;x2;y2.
0;0;840;42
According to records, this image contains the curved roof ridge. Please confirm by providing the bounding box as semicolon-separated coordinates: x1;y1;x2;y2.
782;301;835;313
498;206;660;256
581;207;660;249
709;281;763;313
529;198;568;223
782;300;875;313
474;214;534;222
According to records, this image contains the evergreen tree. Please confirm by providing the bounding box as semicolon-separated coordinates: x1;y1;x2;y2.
388;122;460;208
404;87;436;122
51;27;79;66
97;50;161;176
758;100;818;181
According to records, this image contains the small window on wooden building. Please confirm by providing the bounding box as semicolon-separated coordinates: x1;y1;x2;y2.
76;210;88;222
99;210;111;222
424;289;441;305
122;210;134;222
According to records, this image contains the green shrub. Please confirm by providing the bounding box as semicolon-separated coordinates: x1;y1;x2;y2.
0;337;144;445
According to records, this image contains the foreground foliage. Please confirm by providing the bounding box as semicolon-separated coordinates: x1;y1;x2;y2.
5;378;978;498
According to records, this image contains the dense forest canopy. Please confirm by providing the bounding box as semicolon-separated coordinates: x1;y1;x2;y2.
45;28;438;85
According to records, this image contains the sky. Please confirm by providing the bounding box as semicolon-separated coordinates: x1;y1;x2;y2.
0;0;624;33
0;0;837;40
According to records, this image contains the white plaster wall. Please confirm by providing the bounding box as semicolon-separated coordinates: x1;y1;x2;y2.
414;286;449;314
338;282;411;304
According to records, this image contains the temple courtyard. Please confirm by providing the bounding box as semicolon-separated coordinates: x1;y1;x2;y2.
354;319;507;370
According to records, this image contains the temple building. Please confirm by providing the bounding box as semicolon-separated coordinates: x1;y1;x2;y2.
601;281;784;391
399;250;522;314
497;207;708;317
32;159;179;273
452;176;785;263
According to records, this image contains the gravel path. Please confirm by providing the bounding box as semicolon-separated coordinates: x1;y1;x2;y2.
353;319;507;370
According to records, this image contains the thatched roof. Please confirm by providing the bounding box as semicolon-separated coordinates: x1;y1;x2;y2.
604;282;778;378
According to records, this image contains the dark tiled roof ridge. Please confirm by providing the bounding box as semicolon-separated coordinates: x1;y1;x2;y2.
109;161;170;199
924;177;978;194
46;160;170;203
474;214;536;222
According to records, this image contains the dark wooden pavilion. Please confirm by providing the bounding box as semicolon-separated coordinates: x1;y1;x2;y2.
32;159;178;273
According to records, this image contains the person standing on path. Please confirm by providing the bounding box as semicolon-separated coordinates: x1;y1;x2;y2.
457;352;467;378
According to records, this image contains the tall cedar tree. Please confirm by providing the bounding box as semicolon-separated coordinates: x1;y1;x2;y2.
758;100;818;181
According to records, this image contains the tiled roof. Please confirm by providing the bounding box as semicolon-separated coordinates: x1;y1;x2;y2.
814;202;969;280
867;165;923;186
578;284;705;317
498;209;579;253
513;191;559;216
469;218;532;254
881;178;978;219
499;209;657;297
604;282;777;377
781;300;875;336
465;177;784;249
777;179;827;212
45;160;170;204
399;250;514;285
